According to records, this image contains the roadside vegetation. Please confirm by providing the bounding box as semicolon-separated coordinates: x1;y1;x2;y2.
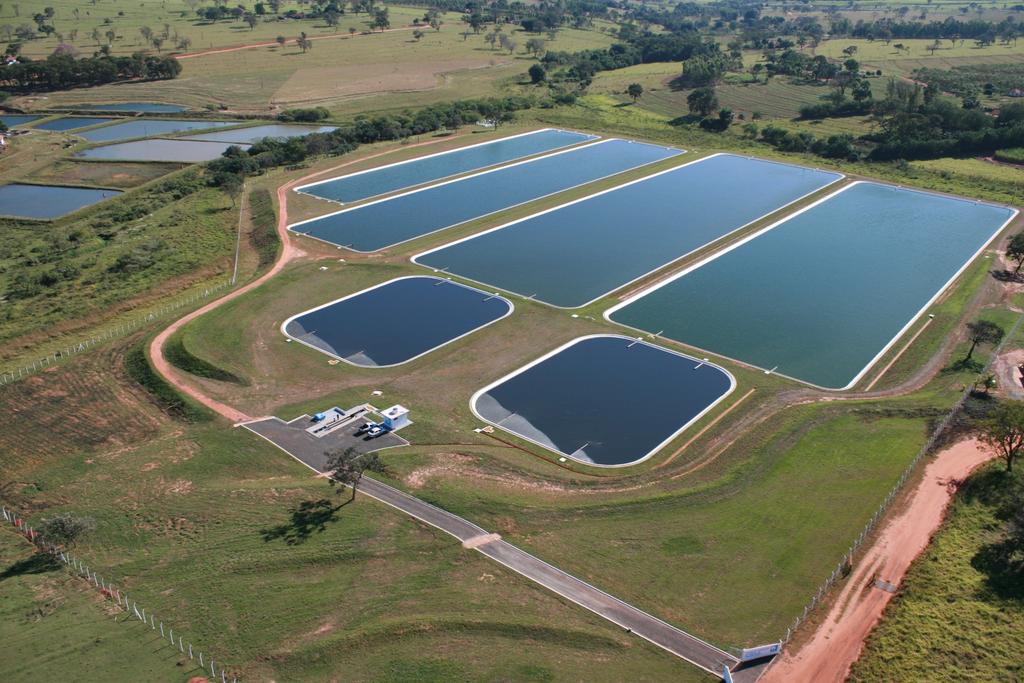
850;462;1024;682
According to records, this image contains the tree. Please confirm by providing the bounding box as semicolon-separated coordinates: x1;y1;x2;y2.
151;35;164;52
965;320;1004;360
276;34;286;48
1004;233;1024;277
244;13;258;30
687;86;718;117
371;7;389;31
528;63;545;84
852;79;872;102
296;32;312;53
324;446;387;501
219;172;243;206
525;37;545;57
979;401;1024;472
973;373;998;396
626;83;643;102
412;28;424;41
484;31;497;50
39;513;95;548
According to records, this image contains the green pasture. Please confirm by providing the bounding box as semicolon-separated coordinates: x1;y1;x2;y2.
0;529;180;683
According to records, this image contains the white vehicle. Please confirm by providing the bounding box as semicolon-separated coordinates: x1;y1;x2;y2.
366;425;385;438
355;422;375;435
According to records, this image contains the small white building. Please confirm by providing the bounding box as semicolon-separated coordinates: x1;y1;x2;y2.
381;405;410;431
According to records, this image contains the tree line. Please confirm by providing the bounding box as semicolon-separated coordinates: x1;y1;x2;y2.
206;96;533;190
0;52;180;93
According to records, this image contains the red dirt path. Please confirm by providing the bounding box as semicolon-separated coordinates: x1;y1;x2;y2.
147;134;468;423
761;439;995;683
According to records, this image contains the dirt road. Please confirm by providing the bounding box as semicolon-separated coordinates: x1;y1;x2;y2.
761;439;995;683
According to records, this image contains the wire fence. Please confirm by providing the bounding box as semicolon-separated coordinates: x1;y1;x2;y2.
0;278;233;388
781;311;1024;645
2;504;239;682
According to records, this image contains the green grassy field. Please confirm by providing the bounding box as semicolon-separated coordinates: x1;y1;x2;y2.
0;341;699;682
849;463;1024;682
0;528;183;683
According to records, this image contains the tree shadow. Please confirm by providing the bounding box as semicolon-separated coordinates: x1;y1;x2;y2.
260;499;343;545
990;269;1023;283
942;356;985;374
971;538;1024;602
0;550;62;581
667;114;702;127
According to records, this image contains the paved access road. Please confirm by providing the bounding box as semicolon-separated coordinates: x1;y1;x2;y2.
246;420;759;680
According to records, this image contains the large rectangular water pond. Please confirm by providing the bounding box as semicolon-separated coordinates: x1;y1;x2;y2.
33;117;118;132
281;276;512;367
77;139;249;162
0;183;121;219
296;128;597;204
609;182;1018;390
289;139;682;252
472;335;735;467
78;119;240;143
1;115;42;127
415;154;842;307
183;124;337;144
73;102;187;113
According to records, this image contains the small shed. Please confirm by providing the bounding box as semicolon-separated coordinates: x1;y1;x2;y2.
381;405;410;431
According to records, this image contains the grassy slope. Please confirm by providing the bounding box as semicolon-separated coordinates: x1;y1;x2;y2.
849;464;1024;682
0;170;235;361
0;341;696;682
0;530;180;683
